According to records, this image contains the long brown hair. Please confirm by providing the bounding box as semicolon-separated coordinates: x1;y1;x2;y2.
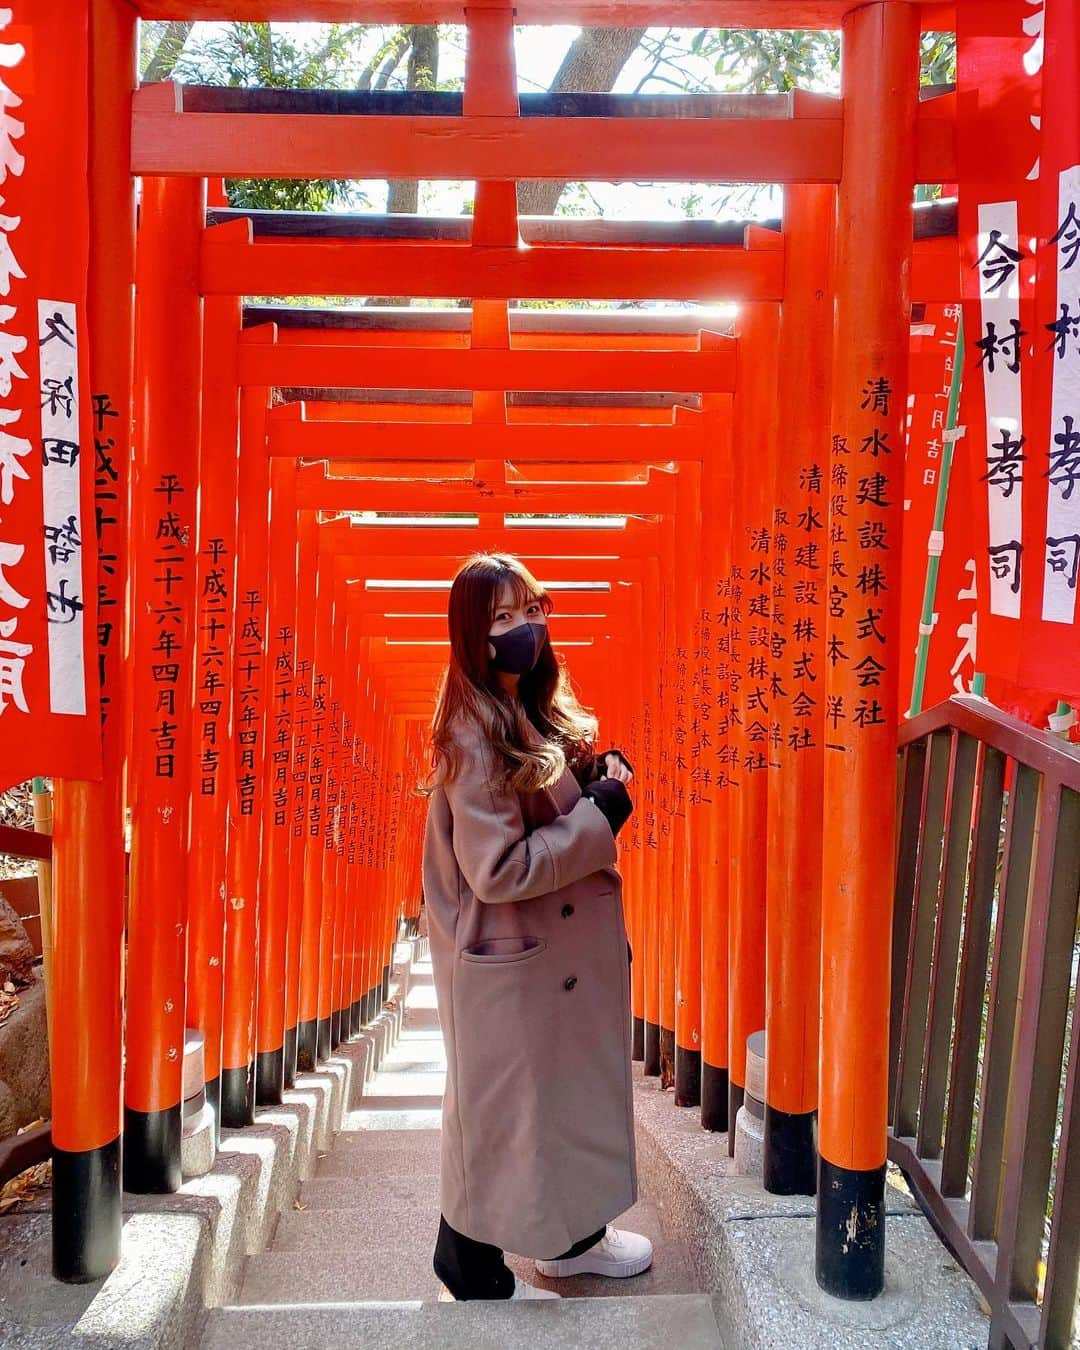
423;552;598;794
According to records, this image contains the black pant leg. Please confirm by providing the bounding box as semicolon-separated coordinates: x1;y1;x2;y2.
552;1225;607;1261
434;1214;516;1300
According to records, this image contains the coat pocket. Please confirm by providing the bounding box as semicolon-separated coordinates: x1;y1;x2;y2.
460;936;547;965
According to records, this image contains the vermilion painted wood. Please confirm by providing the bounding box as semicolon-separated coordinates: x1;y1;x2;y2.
765;185;832;1134
327;574;352;1039
256;460;300;1079
124;176;205;1133
221;377;272;1109
641;561;663;1062
295;514;325;1045
293;475;679;515
343;598;371;1021
674;465;704;1094
819;1;919;1174
656;521;679;1073
201;237;786;303
727;299;779;1139
186;295;241;1104
135;1;957;30
312;521;662;559
49;0;135;1165
314;558;341;1041
132;90;955;184
350;588;632;616
205;235;956;305
269;328;713;352
911;234;961;304
275;466;306;1066
236;343;736;393
268;419;708;463
134;105;842;183
698;385;734;1118
293;400;698;425
320;549;652;586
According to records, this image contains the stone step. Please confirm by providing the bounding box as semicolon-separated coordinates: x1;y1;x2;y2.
296;1170;441;1212
202;1293;726;1350
280;1176;442;1247
506;1237;700;1300
314;1129;441;1178
269;1195;697;1297
239;1243;441;1304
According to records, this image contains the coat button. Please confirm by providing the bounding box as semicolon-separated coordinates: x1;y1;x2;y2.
564;975;578;991
561;904;574;918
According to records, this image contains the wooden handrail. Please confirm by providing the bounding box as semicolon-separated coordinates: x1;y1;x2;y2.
0;825;52;862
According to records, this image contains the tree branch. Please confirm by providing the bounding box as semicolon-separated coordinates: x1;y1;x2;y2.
143;20;194;82
518;27;646;217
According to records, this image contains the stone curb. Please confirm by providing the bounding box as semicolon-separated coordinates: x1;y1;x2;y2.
0;939;419;1350
631;1067;990;1350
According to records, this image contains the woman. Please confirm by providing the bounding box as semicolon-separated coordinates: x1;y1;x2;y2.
421;552;650;1302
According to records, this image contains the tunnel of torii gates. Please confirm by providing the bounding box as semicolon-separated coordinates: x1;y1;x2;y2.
3;0;1077;1320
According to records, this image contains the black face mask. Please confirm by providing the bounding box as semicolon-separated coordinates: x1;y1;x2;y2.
488;622;548;675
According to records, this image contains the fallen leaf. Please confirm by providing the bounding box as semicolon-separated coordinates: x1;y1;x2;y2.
0;1160;51;1213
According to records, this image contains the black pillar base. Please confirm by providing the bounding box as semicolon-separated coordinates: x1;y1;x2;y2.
350;998;362;1037
283;1025;298;1090
727;1081;745;1157
816;1158;886;1299
316;1015;332;1062
361;988;374;1024
296;1017;318;1072
382;964;391;1001
674;1045;701;1108
700;1062;729;1133
255;1047;285;1107
330;1007;344;1049
204;1074;222;1146
122;1104;181;1193
52;1136;122;1282
644;1020;661;1077
631;1016;645;1061
220;1063;255;1128
764;1106;818;1196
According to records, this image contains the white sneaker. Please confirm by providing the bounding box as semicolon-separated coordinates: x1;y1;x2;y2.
535;1226;653;1279
437;1277;561;1302
511;1276;561;1300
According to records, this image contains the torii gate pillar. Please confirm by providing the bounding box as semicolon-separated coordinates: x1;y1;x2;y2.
817;0;920;1300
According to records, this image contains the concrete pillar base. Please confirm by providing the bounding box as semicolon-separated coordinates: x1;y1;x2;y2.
734;1104;764;1178
181;1102;217;1178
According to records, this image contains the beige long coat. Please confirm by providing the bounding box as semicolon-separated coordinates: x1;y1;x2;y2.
422;717;637;1259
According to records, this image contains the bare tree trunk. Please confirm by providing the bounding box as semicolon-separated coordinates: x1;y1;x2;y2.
358;31;409;92
518;28;646;217
143;21;195;82
386;27;439;214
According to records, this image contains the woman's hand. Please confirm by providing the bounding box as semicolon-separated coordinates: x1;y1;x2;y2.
601;750;634;786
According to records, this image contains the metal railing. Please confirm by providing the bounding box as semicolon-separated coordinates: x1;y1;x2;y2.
889;696;1080;1350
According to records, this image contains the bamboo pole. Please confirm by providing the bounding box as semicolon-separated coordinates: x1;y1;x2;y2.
907;320;966;717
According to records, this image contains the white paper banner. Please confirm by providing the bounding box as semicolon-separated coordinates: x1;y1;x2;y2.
1042;164;1080;622
38;298;85;715
976;200;1026;619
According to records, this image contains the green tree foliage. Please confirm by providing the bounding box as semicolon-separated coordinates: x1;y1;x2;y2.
142;21;374;210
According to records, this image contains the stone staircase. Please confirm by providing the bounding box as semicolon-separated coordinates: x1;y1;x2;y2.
200;954;727;1349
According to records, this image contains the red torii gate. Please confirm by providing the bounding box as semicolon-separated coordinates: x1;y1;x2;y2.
25;0;990;1322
